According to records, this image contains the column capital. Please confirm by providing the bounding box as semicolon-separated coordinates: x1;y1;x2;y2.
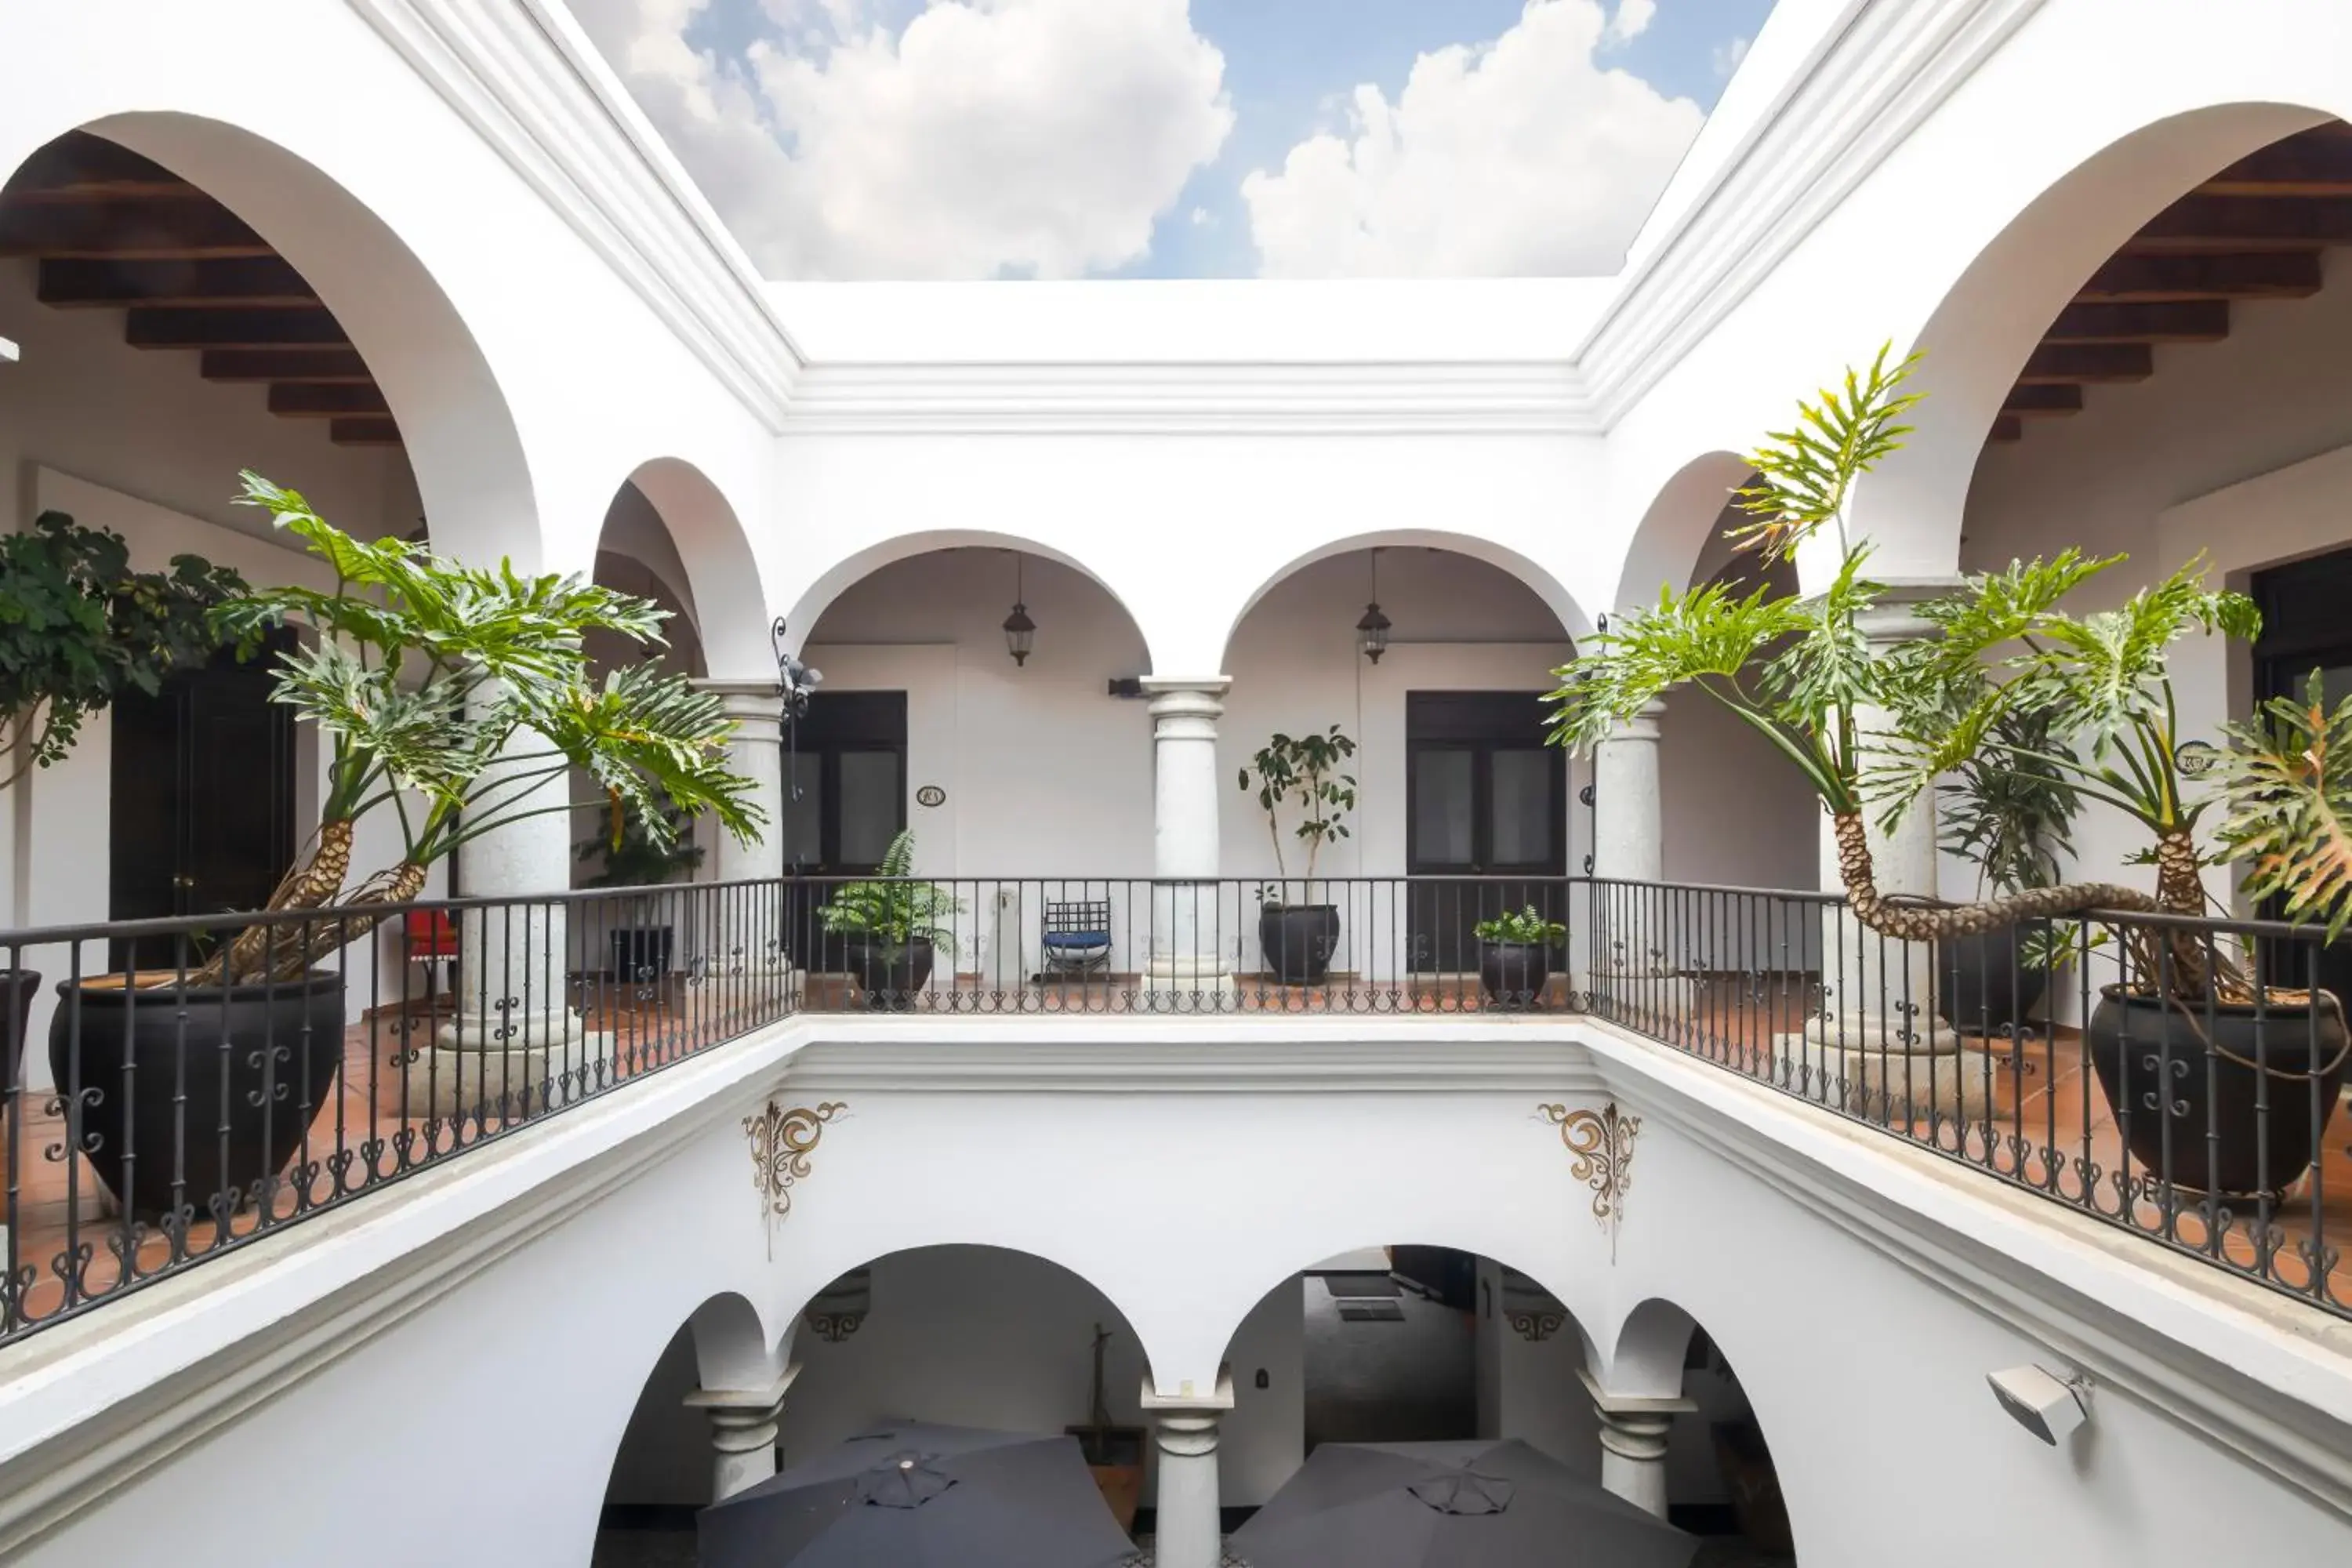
1140;676;1231;720
1599;696;1666;745
1142;1367;1236;1443
1853;576;1969;644
694;677;786;734
1577;1367;1697;1417
685;1363;801;1421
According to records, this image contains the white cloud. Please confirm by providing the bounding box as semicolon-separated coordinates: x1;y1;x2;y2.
570;0;1233;279
1713;34;1752;79
1608;0;1657;42
1240;1;1702;278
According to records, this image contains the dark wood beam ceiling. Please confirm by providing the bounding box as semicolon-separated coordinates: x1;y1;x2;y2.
1991;121;2347;443
1;129;398;450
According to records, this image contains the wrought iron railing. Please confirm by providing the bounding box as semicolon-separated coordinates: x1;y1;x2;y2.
6;869;2339;1345
1577;877;2350;1320
1;880;793;1345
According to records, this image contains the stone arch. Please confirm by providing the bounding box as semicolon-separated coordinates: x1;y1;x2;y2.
1609;451;1755;615
42;109;541;570
687;1290;782;1390
612;456;775;681
1862;101;2343;579
1214;529;1594;672
1599;1295;1699;1397
778;528;1154;666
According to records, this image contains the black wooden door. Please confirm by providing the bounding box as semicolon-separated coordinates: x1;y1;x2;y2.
108;638;296;972
2251;550;2352;1007
1404;691;1566;973
781;691;908;967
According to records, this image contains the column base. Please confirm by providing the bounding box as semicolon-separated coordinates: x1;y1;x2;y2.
1584;970;1697;1020
1779;1023;1996;1120
1140;958;1236;1012
413;1010;614;1120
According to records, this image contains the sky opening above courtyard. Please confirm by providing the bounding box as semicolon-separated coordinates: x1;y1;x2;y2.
571;0;1776;280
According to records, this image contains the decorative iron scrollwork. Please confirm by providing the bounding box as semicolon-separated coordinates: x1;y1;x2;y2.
743;1099;846;1257
1539;1099;1640;1260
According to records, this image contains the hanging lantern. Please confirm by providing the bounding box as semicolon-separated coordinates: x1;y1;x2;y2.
1356;548;1392;664
1003;553;1036;667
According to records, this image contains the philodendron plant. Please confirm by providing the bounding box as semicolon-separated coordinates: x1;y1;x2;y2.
1544;345;2304;1005
195;472;764;986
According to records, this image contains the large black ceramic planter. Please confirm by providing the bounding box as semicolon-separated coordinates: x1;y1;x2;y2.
1936;922;2049;1037
849;938;935;1009
2;967;38;1093
2086;985;2350;1198
1258;903;1340;987
47;970;347;1221
1478;940;1552;1009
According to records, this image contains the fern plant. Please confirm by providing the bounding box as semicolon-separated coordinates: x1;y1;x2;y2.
816;829;964;955
2216;672;2352;942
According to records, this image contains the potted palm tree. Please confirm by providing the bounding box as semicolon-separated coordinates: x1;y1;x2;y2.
1473;905;1566;1008
816;829;962;1008
577;792;706;982
1550;347;2344;1196
1240;724;1357;985
0;511;241;1086
49;474;761;1221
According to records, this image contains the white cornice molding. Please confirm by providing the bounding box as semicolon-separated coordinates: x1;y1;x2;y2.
779;361;1595;437
1577;0;2046;425
341;0;803;430
1579;1022;2352;1522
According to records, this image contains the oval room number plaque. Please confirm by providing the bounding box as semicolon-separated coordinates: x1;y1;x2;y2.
916;785;946;808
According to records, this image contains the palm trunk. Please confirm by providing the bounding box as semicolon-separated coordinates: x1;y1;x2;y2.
189;819;357;985
1828;814;2231;1000
196;855;427;987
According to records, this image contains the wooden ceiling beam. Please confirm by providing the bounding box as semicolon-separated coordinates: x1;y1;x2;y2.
2074;251;2323;302
2018;343;2154;383
1;132;193;203
2126;195;2352;252
0;198;268;258
2200;125;2352;198
125;307;349;350
329;417;401;447
2002;384;2085;417
268;383;390;418
37;256;316;308
201;348;373;383
2044;300;2230;343
1989;415;2024;442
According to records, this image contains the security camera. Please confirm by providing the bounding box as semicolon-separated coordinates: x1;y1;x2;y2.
1987;1365;2090;1446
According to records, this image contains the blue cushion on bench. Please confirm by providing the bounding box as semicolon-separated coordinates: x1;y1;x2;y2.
1043;931;1112;949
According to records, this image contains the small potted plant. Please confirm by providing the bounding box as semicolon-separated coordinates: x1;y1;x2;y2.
1240;724;1356;985
1473;905;1566;1008
0;511;242;1086
816;829;963;1008
577;791;705;983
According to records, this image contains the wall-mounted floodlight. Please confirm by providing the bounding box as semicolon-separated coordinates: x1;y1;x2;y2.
1987;1365;2091;1446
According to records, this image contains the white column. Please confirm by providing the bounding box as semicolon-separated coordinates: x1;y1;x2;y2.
695;680;790;1009
1142;1370;1233;1568
1588;699;1686;1013
1792;584;1979;1116
419;720;608;1121
1579;1369;1692;1519
686;1365;798;1501
1141;678;1234;1007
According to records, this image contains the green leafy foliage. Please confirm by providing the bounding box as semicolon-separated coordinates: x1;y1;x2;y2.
1727;343;1923;561
1239;724;1358;884
1473;906;1566;946
0;510;245;789
1934;703;2082;898
577;791;706;888
219;470;763;872
2216;672;2352;942
817;829;964;953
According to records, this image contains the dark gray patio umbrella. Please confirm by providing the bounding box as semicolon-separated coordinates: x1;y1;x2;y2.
697;1421;1137;1568
1230;1439;1700;1568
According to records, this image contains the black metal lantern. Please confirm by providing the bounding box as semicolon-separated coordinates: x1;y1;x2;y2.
771;615;822;720
1003;554;1035;667
1356;549;1391;664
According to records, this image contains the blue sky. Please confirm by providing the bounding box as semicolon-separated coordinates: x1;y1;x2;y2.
1122;0;1775;276
584;0;1779;279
